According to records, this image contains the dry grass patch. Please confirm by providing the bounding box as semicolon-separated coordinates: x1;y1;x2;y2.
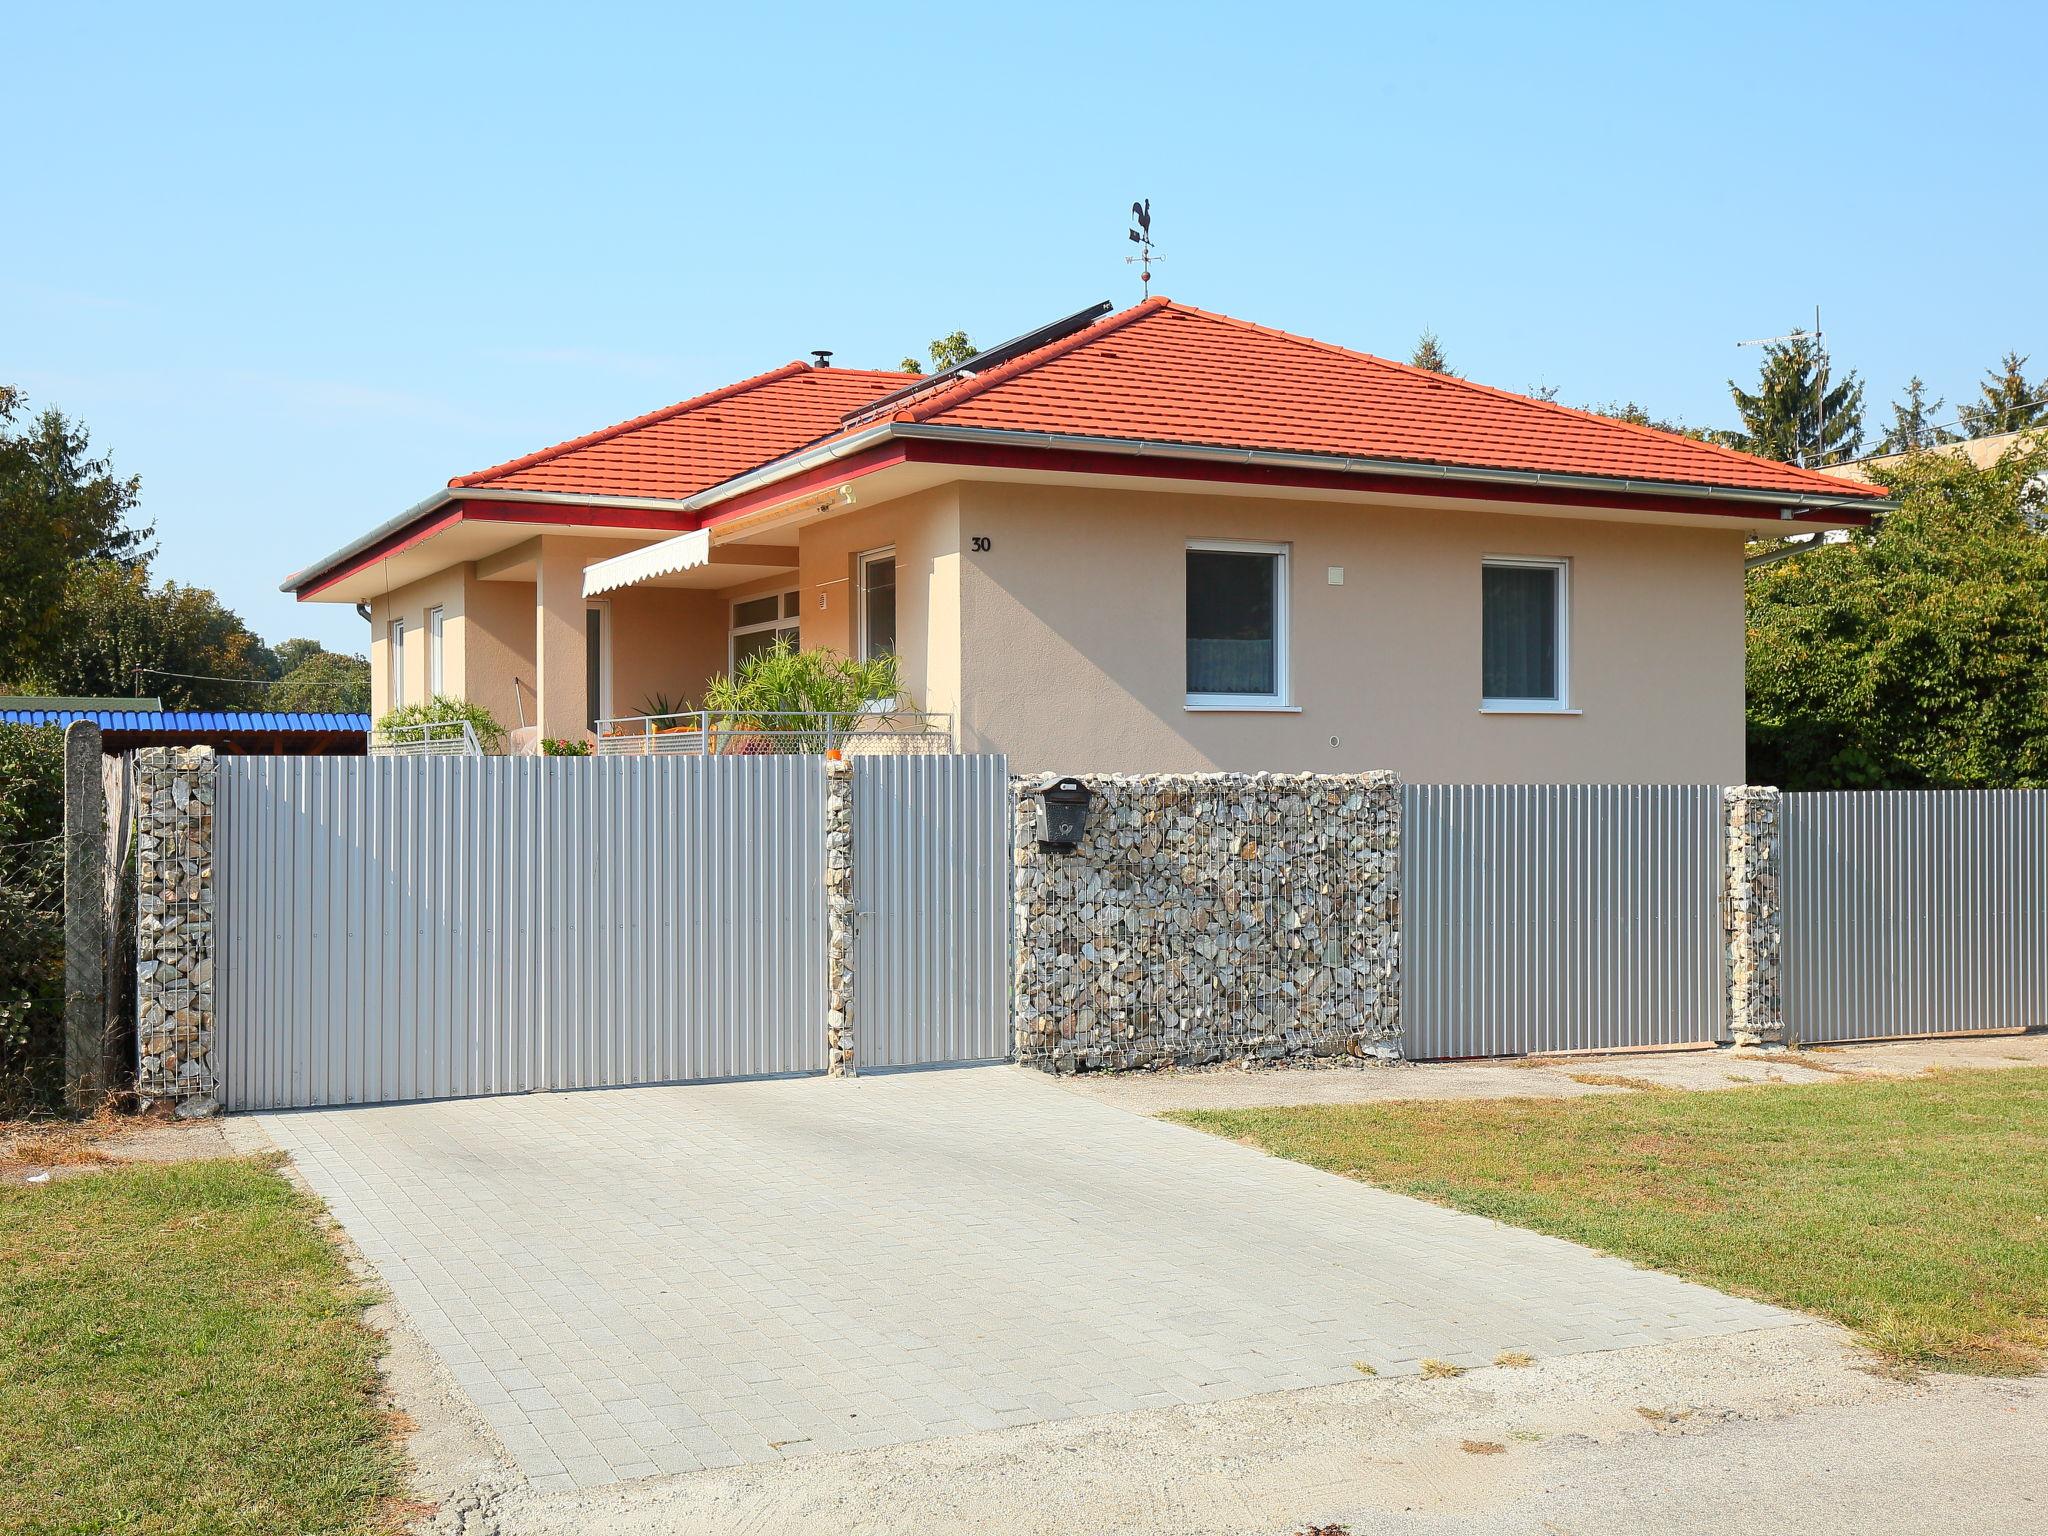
1565;1072;1673;1092
1419;1359;1466;1379
1493;1350;1535;1368
1172;1069;2048;1375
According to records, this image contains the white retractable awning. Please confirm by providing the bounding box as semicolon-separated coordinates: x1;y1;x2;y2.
583;530;710;597
582;530;798;598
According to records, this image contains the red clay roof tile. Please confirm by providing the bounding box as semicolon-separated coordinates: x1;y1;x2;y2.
454;362;913;499
875;299;1885;501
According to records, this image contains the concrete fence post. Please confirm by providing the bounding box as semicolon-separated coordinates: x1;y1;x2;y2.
135;747;221;1114
824;757;857;1076
62;721;107;1112
1723;785;1785;1049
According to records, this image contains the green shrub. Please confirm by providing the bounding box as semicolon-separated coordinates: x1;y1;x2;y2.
540;737;591;756
0;723;66;1111
700;639;902;721
373;695;506;753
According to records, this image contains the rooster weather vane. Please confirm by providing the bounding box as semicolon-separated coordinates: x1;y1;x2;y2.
1126;200;1162;296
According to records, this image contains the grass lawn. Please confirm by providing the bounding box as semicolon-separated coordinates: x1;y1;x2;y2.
1171;1066;2048;1375
0;1157;405;1536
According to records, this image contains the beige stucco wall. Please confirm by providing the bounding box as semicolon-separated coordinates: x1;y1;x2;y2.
952;482;1747;783
367;567;467;719
789;486;962;724
368;544;728;743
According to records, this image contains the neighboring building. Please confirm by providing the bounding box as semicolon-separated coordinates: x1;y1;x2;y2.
0;703;369;755
1820;428;2045;483
285;299;1887;781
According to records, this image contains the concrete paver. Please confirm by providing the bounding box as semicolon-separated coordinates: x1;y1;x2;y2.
260;1065;1794;1490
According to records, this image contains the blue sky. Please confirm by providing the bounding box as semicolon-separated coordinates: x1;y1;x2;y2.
10;2;2043;655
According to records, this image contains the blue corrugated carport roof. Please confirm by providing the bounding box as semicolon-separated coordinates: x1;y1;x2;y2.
0;709;371;731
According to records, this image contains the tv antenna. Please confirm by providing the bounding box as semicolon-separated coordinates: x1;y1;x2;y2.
1126;199;1162;296
1737;305;1830;468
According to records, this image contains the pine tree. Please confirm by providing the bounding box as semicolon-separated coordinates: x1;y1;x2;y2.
1877;377;1958;454
1409;330;1453;374
1724;333;1865;466
1958;351;2047;438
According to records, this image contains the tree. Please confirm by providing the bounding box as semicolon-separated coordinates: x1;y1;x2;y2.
1724;333;1865;467
1877;376;1959;454
1409;330;1454;374
1745;437;2048;789
1586;400;1714;441
0;386;150;690
270;649;371;712
897;330;978;375
1958;351;2047;439
269;637;330;677
15;562;272;707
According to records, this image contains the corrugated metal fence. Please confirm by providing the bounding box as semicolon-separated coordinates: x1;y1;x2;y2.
217;755;827;1109
1782;790;2048;1043
1403;784;1727;1058
852;755;1012;1068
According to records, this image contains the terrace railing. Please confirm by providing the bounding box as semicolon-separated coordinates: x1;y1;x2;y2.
593;708;954;757
368;719;484;756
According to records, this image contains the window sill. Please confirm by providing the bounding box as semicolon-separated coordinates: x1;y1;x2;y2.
1185;702;1303;713
1479;704;1583;716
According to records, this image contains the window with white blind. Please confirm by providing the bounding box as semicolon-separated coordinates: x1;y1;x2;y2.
426;607;445;696
1481;557;1570;710
1185;540;1290;708
388;619;407;708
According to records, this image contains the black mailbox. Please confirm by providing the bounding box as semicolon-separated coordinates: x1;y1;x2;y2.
1033;777;1093;850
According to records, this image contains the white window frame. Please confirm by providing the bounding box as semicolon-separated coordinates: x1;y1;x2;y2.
729;588;800;670
1185;538;1294;712
855;546;897;663
426;606;445;696
1480;555;1574;714
585;599;613;729
388;619;407;709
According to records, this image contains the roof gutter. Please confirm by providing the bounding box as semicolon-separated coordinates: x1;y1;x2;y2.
685;422;1895;520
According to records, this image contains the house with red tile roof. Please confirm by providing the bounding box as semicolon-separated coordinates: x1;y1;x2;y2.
285;298;1887;779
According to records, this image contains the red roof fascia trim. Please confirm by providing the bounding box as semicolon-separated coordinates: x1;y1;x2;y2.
296;507;466;599
294;499;703;599
698;441;916;529
892;437;1877;524
460;500;696;532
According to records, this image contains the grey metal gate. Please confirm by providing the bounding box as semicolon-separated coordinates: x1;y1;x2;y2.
1782;790;2048;1043
217;755;826;1109
1404;784;1727;1058
852;754;1012;1068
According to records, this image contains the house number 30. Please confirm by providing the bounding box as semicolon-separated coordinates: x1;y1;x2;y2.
971;536;992;552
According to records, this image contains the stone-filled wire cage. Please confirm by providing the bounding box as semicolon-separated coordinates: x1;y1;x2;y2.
1013;773;1402;1073
135;749;216;1109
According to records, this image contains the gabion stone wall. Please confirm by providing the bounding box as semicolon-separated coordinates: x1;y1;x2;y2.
1724;785;1785;1048
135;747;219;1113
1014;773;1402;1073
824;757;857;1076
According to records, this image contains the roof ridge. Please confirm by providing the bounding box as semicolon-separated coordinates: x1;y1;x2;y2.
1155;300;1878;499
898;297;1172;424
452;361;915;489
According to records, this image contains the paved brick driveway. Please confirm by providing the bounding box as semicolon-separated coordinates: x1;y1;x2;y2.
260;1067;1792;1491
